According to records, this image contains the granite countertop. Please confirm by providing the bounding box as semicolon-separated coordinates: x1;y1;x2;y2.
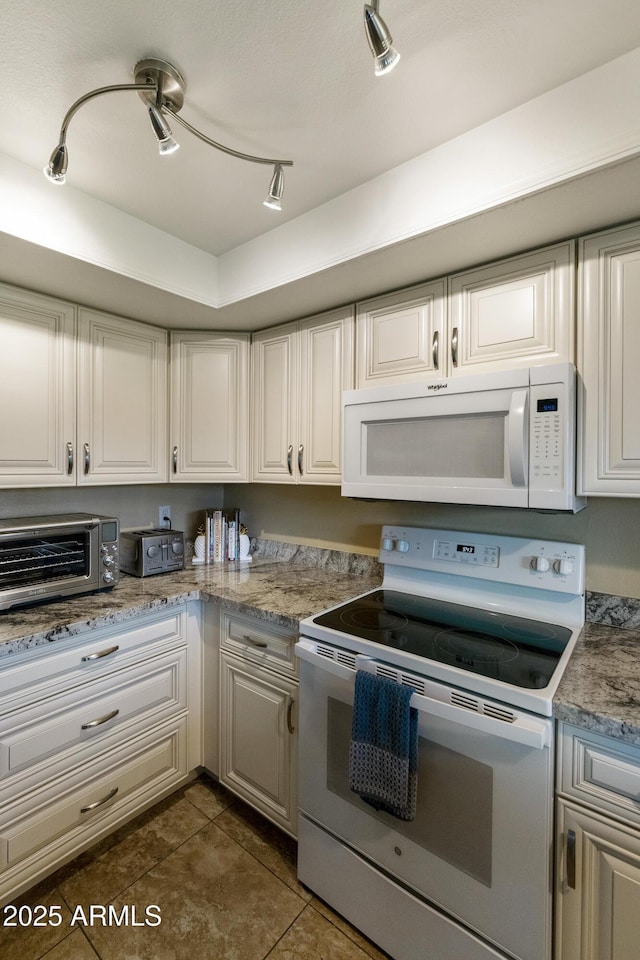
553;621;640;746
0;554;382;659
2;549;639;749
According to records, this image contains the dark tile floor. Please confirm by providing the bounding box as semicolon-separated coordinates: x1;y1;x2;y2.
0;776;391;960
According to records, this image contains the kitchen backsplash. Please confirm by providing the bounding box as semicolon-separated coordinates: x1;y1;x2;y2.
251;536;638;631
250;537;382;577
586;592;640;628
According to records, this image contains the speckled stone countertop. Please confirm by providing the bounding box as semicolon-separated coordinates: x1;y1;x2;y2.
554;619;640;747
1;542;639;749
0;544;382;659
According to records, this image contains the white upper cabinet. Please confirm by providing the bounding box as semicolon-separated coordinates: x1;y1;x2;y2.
77;309;168;485
0;284;76;487
170;332;249;482
356;280;446;387
579;222;640;496
449;242;575;374
252;306;354;484
356;242;575;387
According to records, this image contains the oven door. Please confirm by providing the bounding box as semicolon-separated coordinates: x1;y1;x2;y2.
0;521;98;610
296;639;554;960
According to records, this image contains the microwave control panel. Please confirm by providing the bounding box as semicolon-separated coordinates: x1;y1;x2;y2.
530;387;563;490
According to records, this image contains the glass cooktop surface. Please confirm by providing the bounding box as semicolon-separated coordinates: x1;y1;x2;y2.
313;589;573;690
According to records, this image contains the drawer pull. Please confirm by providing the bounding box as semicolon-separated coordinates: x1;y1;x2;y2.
287;698;295;734
243;634;268;648
81;645;119;662
80;786;119;815
81;708;120;731
566;829;576;889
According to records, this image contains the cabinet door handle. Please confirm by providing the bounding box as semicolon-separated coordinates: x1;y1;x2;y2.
287;698;295;734
566;829;576;889
287;444;293;476
81;708;120;731
81;644;119;662
432;331;439;370
298;444;304;476
242;633;268;648
80;786;119;815
451;327;459;367
83;442;90;475
173;445;178;473
66;441;74;475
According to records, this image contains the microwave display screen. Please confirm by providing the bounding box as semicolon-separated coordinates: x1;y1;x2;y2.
537;398;558;412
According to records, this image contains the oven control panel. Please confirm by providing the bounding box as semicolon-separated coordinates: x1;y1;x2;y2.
433;539;500;567
379;525;585;596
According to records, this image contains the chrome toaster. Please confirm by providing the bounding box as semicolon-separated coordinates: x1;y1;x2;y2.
119;529;184;577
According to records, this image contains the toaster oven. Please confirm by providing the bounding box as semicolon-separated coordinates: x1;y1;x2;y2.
0;513;119;611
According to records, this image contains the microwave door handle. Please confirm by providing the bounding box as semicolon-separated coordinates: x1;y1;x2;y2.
507;389;529;486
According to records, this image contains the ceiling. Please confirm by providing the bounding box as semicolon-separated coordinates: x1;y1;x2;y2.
3;0;640;329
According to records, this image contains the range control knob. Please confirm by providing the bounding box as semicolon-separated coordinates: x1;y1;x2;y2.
396;539;410;553
382;537;395;552
554;558;573;576
531;556;550;573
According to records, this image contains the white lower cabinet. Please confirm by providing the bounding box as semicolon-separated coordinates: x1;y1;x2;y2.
218;612;298;836
0;605;201;905
555;724;640;960
556;801;640;960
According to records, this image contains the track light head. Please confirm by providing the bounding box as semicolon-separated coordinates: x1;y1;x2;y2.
263;164;285;211
147;104;180;155
364;1;400;76
43;142;68;184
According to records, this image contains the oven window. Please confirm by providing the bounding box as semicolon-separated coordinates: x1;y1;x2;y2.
0;532;90;589
365;414;505;479
327;697;493;886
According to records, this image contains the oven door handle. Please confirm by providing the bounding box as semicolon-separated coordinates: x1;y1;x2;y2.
295;640;550;750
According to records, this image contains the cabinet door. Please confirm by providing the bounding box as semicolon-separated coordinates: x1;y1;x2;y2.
579;223;640;495
0;284;76;487
251;323;297;482
298;307;354;483
170;332;249;482
356;280;446;386
556;801;640;960
219;652;297;836
77;309;168;484
449;242;575;375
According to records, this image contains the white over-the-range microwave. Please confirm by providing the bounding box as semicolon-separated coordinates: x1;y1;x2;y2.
342;362;586;512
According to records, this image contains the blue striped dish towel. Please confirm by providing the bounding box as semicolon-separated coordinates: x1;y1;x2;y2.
349;669;418;821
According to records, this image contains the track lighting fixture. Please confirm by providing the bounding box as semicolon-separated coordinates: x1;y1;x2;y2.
263;164;285;210
364;1;400;76
44;57;293;210
147;103;180;155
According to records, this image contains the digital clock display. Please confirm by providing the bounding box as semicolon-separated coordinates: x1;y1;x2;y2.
457;544;475;554
537;398;558;413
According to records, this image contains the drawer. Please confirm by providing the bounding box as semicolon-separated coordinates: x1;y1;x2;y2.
558;723;640;828
0;608;186;711
0;717;188;874
221;612;297;677
0;647;187;789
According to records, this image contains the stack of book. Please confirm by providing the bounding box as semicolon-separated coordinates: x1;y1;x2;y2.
204;508;241;563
